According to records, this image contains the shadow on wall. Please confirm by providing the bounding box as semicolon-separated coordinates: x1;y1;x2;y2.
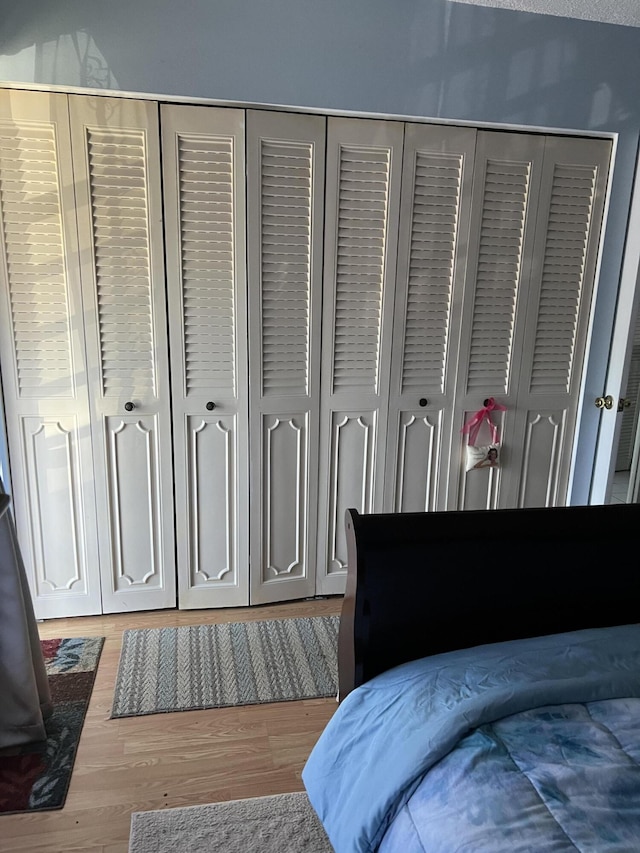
0;2;118;90
0;0;639;135
404;2;639;133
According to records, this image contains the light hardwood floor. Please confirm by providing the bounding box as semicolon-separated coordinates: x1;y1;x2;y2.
3;597;342;853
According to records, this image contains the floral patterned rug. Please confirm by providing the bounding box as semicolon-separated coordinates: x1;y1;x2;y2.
0;636;104;815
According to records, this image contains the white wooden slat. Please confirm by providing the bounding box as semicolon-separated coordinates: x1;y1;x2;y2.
0;122;74;397
259;138;314;397
84;126;156;397
401;151;466;394
466;157;532;394
529;163;598;393
331;144;393;394
177;132;237;395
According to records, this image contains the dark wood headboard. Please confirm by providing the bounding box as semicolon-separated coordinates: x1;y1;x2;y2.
338;503;640;701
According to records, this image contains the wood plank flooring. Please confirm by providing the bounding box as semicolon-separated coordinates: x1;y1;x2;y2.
2;597;342;853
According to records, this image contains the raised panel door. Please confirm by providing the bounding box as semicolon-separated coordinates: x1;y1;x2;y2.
0;90;102;618
316;117;404;595
385;123;477;513
247;110;326;604
162;103;249;608
69;95;175;613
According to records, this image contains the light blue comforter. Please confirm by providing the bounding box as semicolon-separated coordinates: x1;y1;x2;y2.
302;624;640;852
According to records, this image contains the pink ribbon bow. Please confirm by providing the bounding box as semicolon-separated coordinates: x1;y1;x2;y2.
461;397;507;446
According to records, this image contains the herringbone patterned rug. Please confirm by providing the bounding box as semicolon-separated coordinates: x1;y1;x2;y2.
110;615;339;718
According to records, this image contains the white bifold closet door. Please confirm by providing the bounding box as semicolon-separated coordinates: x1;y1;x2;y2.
0;90;613;616
0;90;102;618
161;104;249;608
315;117;404;596
450;132;611;511
69;95;176;613
386;128;610;516
0;91;178;617
505;135;610;508
247;110;326;605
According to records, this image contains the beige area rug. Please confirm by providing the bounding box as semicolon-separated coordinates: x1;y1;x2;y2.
129;791;333;853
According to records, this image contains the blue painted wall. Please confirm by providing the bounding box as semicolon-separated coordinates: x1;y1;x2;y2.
1;0;638;132
0;0;640;130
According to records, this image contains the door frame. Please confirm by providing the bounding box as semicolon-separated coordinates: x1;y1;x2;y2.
573;136;640;505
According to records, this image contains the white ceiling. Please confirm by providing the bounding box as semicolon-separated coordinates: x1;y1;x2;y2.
450;0;640;27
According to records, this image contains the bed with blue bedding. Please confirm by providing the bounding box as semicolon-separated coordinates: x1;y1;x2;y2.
303;504;640;852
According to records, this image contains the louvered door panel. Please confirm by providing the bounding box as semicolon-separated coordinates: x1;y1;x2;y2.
88;127;157;398
162;104;248;608
316;117;403;595
385;123;476;513
247;110;325;605
69;95;175;613
529;161;601;394
508;134;612;507
331;146;391;394
260;138;314;397
179;132;237;397
1;126;73;398
466;158;534;394
0;90;102;617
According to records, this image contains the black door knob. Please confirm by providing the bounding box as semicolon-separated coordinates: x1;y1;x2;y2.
419;398;428;407
124;401;135;412
206;401;216;411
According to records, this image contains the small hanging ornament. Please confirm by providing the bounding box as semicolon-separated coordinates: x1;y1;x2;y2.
461;397;507;472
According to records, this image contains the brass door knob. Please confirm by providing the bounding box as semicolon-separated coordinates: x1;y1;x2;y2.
595;395;614;410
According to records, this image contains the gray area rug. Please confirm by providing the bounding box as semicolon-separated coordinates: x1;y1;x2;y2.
111;615;339;718
129;791;333;853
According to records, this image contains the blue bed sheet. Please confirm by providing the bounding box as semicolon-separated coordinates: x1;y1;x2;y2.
302;624;640;853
